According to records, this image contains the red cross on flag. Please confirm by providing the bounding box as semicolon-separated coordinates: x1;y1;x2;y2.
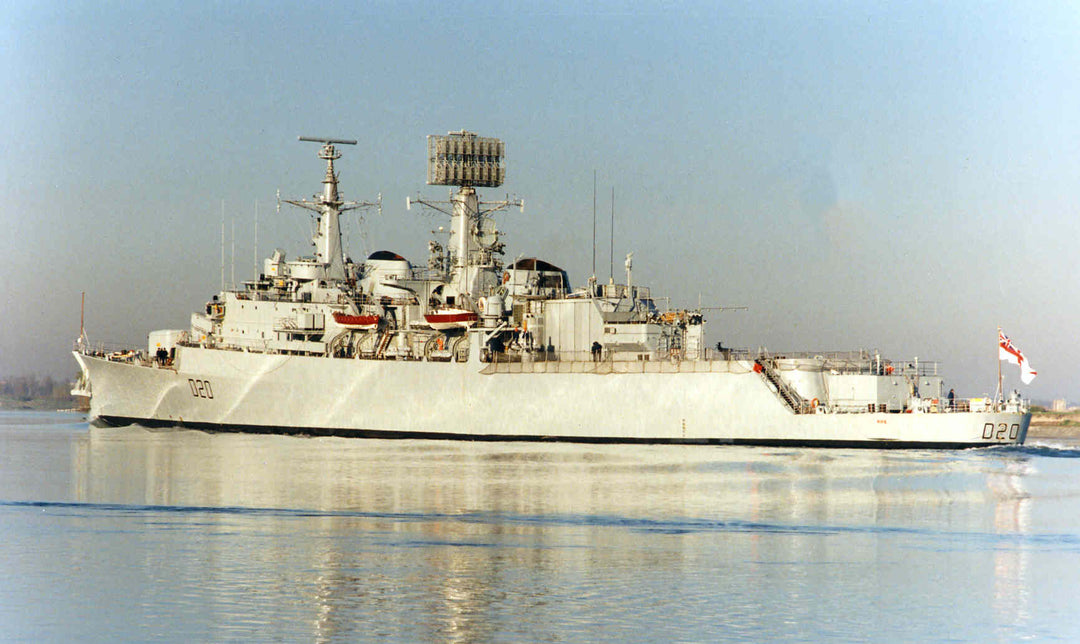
999;329;1037;384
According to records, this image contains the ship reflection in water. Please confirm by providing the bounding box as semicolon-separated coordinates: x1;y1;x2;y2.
4;414;1078;641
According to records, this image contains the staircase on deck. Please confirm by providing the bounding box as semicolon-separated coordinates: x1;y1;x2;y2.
755;357;811;414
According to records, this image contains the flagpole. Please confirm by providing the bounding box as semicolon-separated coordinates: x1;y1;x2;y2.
996;326;1003;406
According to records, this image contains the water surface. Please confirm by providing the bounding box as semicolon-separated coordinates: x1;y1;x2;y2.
2;411;1078;642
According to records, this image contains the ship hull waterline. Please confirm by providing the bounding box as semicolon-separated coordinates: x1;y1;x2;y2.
75;349;1030;449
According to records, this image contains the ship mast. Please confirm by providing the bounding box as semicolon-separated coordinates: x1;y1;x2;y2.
409;131;522;299
283;137;379;283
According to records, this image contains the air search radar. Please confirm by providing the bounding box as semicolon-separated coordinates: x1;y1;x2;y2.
427;131;505;187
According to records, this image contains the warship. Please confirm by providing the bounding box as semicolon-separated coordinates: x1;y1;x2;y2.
73;132;1030;448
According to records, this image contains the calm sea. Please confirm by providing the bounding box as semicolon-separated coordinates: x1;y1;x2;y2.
1;411;1079;642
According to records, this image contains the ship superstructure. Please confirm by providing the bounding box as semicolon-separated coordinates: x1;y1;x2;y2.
73;132;1030;448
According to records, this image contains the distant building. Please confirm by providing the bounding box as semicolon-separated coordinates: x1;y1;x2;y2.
1052;399;1068;412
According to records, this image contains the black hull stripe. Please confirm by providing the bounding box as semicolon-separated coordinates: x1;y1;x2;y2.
95;415;1007;450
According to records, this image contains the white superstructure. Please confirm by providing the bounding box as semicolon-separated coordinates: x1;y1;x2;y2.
73;133;1030;448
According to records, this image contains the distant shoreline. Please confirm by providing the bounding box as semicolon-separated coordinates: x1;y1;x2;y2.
0;396;79;412
1028;411;1080;438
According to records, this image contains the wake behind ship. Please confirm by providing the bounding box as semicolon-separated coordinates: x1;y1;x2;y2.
73;132;1030;448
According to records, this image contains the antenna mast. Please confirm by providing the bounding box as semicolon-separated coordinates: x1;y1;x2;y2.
610;186;615;282
411;131;520;299
282;137;378;283
220;200;225;291
592;170;597;280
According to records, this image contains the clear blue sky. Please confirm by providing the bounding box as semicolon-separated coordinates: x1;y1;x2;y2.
2;1;1077;401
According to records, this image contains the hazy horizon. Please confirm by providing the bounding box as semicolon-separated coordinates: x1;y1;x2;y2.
3;2;1077;400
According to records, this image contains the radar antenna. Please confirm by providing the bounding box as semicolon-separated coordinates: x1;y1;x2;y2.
280;137;379;282
287;137;363;208
410;131;524;298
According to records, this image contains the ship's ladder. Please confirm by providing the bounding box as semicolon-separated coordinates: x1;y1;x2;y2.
375;330;393;359
755;357;810;414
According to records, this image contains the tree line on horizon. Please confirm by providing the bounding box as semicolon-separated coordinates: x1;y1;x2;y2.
0;375;72;401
